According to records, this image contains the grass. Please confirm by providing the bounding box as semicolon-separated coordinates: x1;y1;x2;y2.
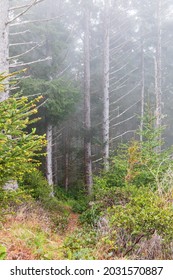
0;201;66;260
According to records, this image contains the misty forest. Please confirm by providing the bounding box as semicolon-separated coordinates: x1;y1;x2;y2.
1;0;173;260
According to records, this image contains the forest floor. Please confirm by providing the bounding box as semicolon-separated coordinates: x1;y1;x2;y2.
0;203;80;260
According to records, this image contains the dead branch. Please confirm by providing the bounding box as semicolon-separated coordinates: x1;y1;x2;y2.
9;57;52;68
110;130;136;142
9;16;62;27
110;99;141;123
10;41;38;47
9;42;43;60
110;82;141;107
111;115;136;128
9;30;30;36
9;0;44;11
8;0;44;24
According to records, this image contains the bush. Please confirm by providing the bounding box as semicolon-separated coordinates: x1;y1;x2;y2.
21;170;70;231
103;186;173;258
62;227;98;260
0;74;46;187
0;187;30;223
21;170;52;200
79;202;101;226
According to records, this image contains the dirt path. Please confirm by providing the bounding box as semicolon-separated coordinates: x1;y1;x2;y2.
1;209;80;260
66;212;79;234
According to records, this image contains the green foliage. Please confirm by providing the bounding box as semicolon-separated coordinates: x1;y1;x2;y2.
62;227;97;260
21;170;69;231
0;187;31;223
79;203;101;226
0;74;46;186
86;114;173;258
20;78;79;123
93;114;173;193
104;186;173;256
72;199;88;214
21;169;52;200
0;244;7;260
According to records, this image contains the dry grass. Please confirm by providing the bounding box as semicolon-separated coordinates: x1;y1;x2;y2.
0;201;65;260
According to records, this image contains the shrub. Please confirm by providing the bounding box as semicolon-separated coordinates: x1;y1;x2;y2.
21;170;69;231
0;74;46;187
0;187;30;223
79;202;101;226
104;186;173;258
21;170;52;200
62;227;98;260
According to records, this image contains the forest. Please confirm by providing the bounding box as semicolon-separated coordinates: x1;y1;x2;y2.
0;0;173;260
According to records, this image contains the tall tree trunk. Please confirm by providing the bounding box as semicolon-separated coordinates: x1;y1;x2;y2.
0;0;9;101
46;124;54;190
155;0;162;152
53;126;58;186
64;151;69;192
64;126;69;192
140;24;145;142
83;2;93;195
103;0;110;171
0;1;18;190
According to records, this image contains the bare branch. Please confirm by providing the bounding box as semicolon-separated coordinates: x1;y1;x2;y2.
9;57;52;68
9;86;20;91
110;78;129;95
9;0;44;11
36;98;48;109
110;99;141;123
111;115;136;128
110;67;138;92
10;75;31;81
10;16;62;27
109;62;129;80
8;0;44;25
92;158;103;163
9;42;43;60
110;130;136;142
56;64;71;79
110;82;141;106
10;41;38;47
9;30;31;36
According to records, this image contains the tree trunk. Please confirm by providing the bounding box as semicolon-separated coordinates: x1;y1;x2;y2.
65;151;69;192
103;0;110;171
155;0;162;152
0;0;9;101
83;2;93;195
53;126;58;186
63;126;69;192
140;24;145;142
46;123;54;190
0;1;18;190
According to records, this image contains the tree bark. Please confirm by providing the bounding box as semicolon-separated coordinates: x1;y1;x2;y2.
52;126;58;186
155;0;162;152
140;24;145;142
46;123;54;189
63;126;69;192
0;0;9;101
83;2;93;195
103;0;110;171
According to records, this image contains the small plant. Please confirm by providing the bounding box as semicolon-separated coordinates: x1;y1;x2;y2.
79;202;101;226
62;227;98;260
0;244;7;260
